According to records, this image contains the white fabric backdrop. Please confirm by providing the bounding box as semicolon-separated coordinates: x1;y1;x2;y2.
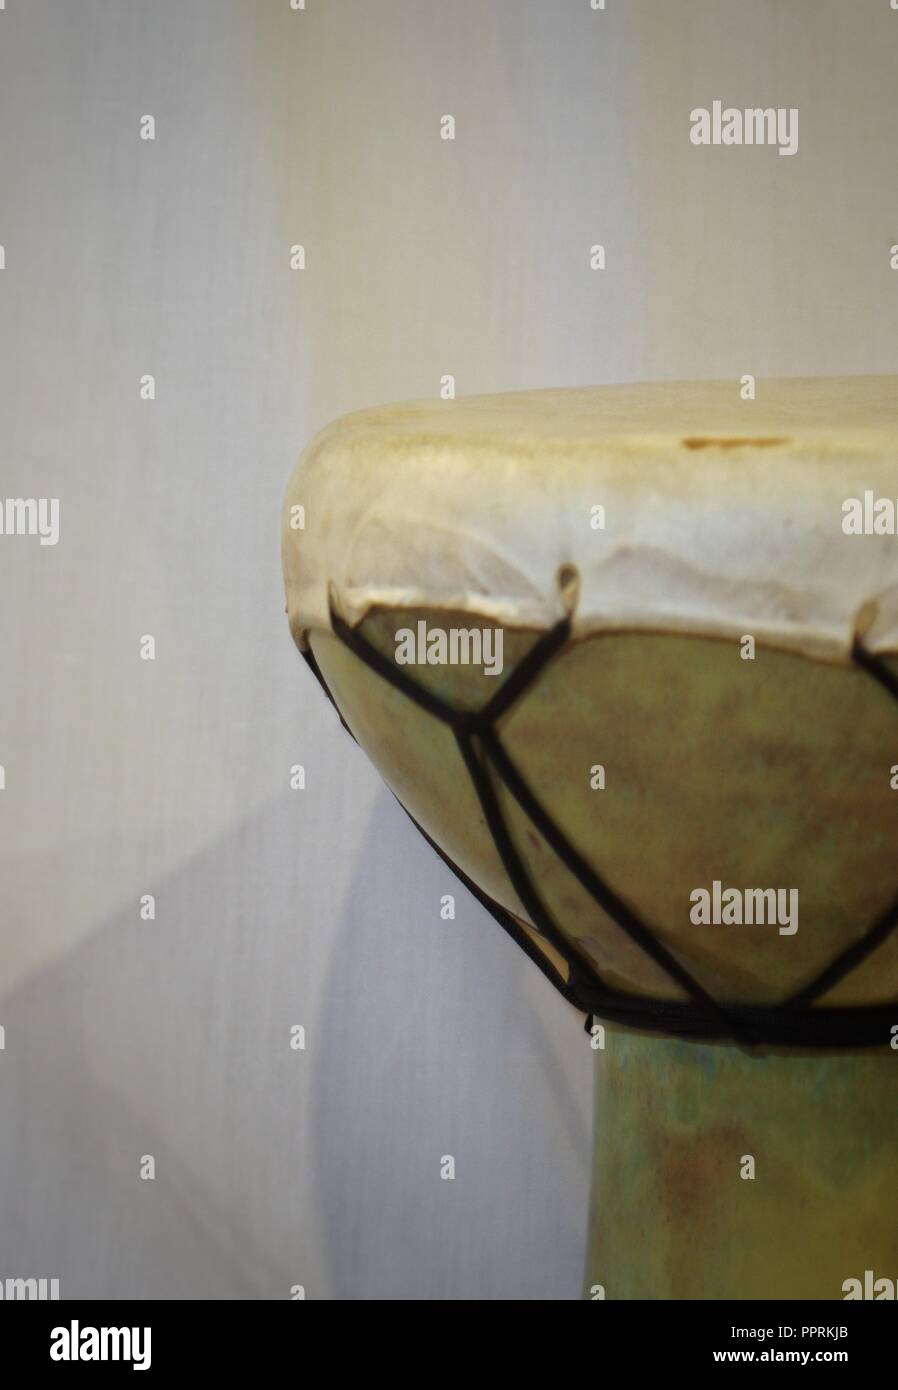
0;0;896;1299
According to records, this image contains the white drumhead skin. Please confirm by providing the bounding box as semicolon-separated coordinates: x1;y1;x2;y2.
283;376;898;662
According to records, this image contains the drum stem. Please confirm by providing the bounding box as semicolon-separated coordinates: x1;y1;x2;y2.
584;1025;898;1300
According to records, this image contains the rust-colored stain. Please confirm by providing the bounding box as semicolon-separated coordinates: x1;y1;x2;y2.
681;436;789;450
654;1123;750;1223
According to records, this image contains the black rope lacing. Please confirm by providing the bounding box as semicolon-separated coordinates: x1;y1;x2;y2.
302;609;898;1050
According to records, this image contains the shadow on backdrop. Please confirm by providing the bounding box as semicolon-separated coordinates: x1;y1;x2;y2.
0;785;590;1299
311;784;591;1300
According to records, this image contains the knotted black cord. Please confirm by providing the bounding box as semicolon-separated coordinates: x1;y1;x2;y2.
301;635;584;1010
302;610;898;1049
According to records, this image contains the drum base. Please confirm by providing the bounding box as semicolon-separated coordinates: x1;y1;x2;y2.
584;1026;898;1300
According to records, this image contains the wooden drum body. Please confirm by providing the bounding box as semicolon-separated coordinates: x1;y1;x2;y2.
283;378;898;1299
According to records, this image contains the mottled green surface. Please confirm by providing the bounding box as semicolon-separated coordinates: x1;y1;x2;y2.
585;1026;898;1300
312;614;898;1003
311;614;898;1299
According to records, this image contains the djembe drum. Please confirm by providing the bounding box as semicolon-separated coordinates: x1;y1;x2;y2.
282;377;898;1300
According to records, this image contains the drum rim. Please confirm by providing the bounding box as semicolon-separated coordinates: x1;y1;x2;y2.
282;377;898;666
